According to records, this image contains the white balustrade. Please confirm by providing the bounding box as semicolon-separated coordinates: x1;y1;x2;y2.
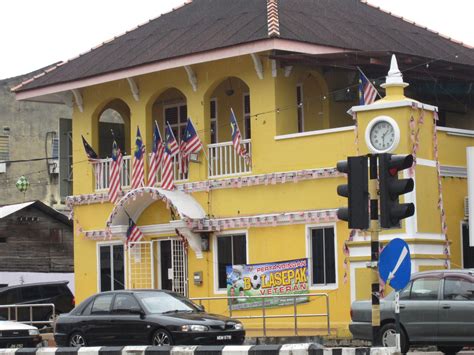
208;139;251;178
92;155;131;191
149;154;189;187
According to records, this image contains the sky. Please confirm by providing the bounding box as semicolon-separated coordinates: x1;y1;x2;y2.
1;0;473;80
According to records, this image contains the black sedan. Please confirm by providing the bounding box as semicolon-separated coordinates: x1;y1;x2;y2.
54;290;245;346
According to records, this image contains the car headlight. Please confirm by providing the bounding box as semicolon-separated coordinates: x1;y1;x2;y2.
234;323;244;330
181;324;209;332
28;329;40;336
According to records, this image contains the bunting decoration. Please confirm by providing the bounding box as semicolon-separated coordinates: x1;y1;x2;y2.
66;166;344;209
342;229;356;284
433;110;450;268
409;104;425;176
352;112;359;155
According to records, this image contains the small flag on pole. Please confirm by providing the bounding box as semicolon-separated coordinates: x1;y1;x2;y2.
148;121;164;187
161;123;179;190
109;138;123;203
127;217;144;248
131;126;145;189
358;69;379;105
81;136;98;160
180;118;203;175
230;108;251;164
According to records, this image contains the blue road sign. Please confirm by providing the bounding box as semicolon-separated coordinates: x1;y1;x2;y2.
379;238;411;291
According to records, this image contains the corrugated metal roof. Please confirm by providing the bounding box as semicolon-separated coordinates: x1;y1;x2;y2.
0;202;35;219
13;0;474;93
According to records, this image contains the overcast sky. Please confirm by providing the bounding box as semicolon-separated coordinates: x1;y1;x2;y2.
1;0;472;80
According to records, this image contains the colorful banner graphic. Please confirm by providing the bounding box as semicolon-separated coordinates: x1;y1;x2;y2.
226;258;309;310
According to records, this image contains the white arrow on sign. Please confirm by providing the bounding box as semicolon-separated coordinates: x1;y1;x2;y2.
387;246;408;282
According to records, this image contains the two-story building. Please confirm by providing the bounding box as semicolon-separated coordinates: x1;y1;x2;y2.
12;0;473;336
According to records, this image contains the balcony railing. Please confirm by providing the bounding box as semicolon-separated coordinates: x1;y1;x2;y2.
93;156;131;191
92;155;188;191
208;139;251;178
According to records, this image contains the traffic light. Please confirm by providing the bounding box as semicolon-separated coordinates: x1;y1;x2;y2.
379;154;415;228
336;156;369;229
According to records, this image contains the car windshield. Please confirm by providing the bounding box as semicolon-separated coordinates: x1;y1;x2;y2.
136;292;199;314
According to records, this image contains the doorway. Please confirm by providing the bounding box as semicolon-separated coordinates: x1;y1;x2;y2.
155;239;187;296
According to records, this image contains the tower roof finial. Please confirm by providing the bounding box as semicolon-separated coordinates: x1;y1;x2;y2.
381;54;408;88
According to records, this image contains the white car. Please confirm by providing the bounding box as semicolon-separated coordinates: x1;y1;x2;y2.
0;318;42;348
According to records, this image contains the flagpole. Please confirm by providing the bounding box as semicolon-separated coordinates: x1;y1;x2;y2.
357;66;382;98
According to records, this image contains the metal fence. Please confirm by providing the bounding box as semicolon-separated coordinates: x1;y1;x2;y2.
0;303;56;327
190;293;330;336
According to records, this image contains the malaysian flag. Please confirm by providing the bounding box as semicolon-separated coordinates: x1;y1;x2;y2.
126;217;144;249
109;139;123;204
230;108;250;164
131;126;145;189
161;123;179;190
81;135;98;160
148;121;164;187
358;69;379;105
82;135;103;186
183;118;202;154
180;118;203;175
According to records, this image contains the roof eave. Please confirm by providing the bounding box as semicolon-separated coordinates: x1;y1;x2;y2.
14;38;349;103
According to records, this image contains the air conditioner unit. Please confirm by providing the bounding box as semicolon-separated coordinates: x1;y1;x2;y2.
465;196;469;219
49;160;59;174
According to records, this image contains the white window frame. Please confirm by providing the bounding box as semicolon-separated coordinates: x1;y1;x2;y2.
210;98;218;144
97;241;126;292
213;229;249;294
296;84;304;133
306;223;338;290
163;102;187;140
243;93;251;139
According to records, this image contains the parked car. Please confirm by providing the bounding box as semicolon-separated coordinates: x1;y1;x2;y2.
0;281;75;325
350;269;474;354
54;289;245;347
0;316;42;348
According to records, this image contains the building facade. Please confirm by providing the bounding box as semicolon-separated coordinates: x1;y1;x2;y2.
0;72;72;207
12;0;473;337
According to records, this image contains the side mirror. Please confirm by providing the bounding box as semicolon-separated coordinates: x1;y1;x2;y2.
129;308;145;318
196;304;205;312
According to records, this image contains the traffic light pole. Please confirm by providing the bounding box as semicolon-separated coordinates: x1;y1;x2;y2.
369;154;382;346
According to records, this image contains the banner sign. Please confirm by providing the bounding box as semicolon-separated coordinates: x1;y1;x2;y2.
226;258;309;310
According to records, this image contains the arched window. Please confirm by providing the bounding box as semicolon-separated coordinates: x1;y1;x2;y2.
98;99;130;158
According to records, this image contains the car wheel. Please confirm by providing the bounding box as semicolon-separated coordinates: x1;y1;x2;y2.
437;346;464;355
69;332;87;347
152;329;173;346
378;323;409;354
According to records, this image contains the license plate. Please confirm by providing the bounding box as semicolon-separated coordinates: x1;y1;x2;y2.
217;335;232;340
9;344;23;348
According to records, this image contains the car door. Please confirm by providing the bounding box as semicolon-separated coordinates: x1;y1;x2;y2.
109;293;149;345
437;275;474;344
84;294;115;345
399;276;440;343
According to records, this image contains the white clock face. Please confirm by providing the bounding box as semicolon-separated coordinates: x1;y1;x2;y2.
365;115;400;153
370;121;395;150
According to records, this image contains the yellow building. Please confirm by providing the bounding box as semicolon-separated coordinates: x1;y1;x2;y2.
13;0;474;337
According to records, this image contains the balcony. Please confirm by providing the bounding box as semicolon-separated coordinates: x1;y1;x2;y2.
208;139;252;178
92;155;188;191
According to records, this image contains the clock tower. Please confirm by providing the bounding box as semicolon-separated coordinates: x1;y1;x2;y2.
347;55;450;299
